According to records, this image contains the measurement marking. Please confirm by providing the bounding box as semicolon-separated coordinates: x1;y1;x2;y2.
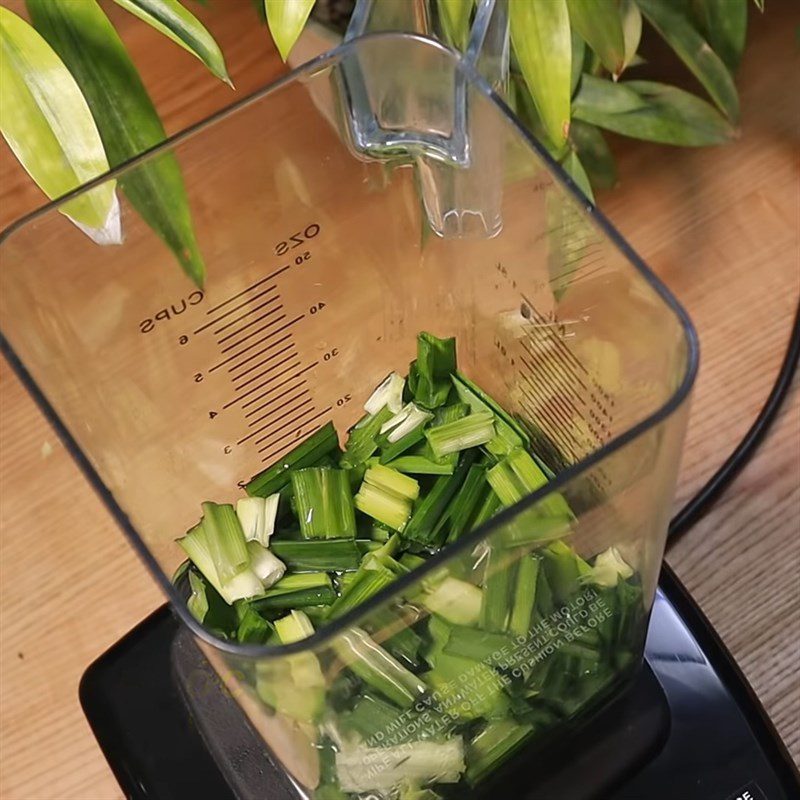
233;351;299;392
516;381;583;453
220;313;304;355
194;286;278;334
518;351;584;422
568;264;608;288
520;336;588;396
254;404;318;445
549;254;605;283
517;392;582;463
519;340;585;409
233;344;295;383
237;397;314;445
218;304;284;345
223;359;301;409
224;334;292;375
521;293;589;375
213;294;281;334
219;313;286;354
517;364;577;433
244;380;307;418
247;388;310;426
241;368;312;410
258;407;333;456
517;375;574;436
205;265;290;315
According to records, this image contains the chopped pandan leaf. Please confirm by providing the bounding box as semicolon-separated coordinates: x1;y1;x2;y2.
425;410;495;459
177;520;263;605
335;738;465;794
403;449;478;549
234;600;272;644
543;540;591;605
327;568;397;619
585;546;634;587
465;719;534;785
250;572;336;611
399;552;426;571
470;485;502;529
364;371;406;415
187;570;209;623
451;372;530;457
407;332;458;410
333;627;427;708
340;406;393;468
235;494;279;546
486;447;573;527
421;577;483;626
246;422;340;497
364;607;424;668
355;464;420;532
442;624;515;666
291;467;357;539
508;555;541;636
480;546;516;633
258;610;325;722
274;608;315;643
380;402;434;444
269;538;361;571
378;423;428;462
385;454;455;475
442;464;489;543
246;540;286;587
201;501;250;583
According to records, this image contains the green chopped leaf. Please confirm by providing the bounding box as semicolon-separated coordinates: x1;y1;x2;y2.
425;410;495;459
27;0;206;284
566;0;625;75
187;569;209;623
407;332;457;409
247;422;339;497
269;538;361;571
0;7;117;241
510;0;572;147
111;0;231;83
636;0;740;122
291;467;356;539
465;720;533;785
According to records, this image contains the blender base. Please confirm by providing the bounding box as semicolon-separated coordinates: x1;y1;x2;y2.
80;565;798;800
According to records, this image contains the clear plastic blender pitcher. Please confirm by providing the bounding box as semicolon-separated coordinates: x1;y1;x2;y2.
0;19;697;800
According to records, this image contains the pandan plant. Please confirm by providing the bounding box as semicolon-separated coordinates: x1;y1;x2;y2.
0;0;759;284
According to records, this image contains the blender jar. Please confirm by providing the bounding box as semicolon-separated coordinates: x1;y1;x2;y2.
0;28;697;799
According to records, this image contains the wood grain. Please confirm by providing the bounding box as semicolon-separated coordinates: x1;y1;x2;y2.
1;2;798;798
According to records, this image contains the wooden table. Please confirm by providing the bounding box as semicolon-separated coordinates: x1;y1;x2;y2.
1;2;797;797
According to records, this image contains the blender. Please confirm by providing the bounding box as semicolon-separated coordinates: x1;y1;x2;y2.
0;2;795;798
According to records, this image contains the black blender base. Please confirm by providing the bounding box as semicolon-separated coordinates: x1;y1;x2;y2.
80;566;799;800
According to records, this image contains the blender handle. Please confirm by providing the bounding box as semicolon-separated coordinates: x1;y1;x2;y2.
339;0;510;238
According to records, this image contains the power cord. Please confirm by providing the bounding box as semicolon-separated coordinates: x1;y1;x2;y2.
667;296;800;547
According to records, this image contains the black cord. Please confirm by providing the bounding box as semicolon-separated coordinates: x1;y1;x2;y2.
667;296;800;546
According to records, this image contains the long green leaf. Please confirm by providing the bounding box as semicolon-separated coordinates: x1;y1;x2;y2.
27;0;205;285
573;73;648;114
566;0;624;75
111;0;231;84
636;0;740;122
0;7;117;242
264;0;315;61
691;0;747;73
561;150;594;203
510;0;572;147
570;27;585;95
569;120;617;189
438;0;472;51
574;78;736;146
620;0;642;72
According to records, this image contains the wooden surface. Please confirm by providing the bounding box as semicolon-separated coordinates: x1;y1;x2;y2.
1;2;797;797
